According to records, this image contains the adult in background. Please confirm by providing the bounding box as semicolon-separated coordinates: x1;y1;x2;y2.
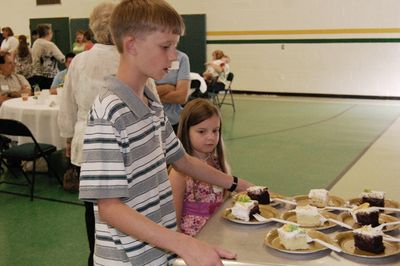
0;53;31;105
14;35;34;86
0;27;19;56
31;24;65;90
50;52;75;94
58;2;157;265
71;29;86;54
155;50;190;132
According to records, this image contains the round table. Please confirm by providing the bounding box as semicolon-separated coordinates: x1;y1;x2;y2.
0;96;64;149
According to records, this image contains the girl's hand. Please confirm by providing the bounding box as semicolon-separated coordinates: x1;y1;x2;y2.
236;178;254;192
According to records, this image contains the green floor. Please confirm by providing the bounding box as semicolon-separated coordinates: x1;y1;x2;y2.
1;95;400;265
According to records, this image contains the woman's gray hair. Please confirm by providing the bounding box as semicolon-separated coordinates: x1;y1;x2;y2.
89;2;116;45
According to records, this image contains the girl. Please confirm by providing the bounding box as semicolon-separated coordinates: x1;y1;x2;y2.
169;98;230;236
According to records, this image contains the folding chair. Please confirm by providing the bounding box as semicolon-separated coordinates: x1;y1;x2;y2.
217;72;235;112
0;119;62;200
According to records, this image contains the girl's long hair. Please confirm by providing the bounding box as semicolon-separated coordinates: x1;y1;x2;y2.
177;98;230;174
17;35;30;58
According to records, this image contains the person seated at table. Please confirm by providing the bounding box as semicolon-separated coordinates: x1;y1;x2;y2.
203;50;231;94
0;53;31;105
49;52;75;94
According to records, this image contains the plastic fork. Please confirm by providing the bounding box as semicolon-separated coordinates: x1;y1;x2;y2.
383;235;400;242
305;234;342;252
271;197;297;206
376;207;400;213
324;217;353;229
252;213;299;226
376;221;400;231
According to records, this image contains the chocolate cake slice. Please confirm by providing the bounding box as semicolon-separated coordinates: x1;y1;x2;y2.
353;225;385;254
246;186;270;204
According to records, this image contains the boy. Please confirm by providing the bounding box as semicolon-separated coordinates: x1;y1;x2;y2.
79;0;252;265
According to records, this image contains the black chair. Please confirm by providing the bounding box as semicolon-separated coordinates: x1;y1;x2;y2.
213;72;236;111
0;119;62;200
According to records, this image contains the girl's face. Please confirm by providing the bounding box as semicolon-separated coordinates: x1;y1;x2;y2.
76;33;84;42
189;114;220;158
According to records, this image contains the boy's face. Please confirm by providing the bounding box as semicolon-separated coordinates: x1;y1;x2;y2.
134;31;179;81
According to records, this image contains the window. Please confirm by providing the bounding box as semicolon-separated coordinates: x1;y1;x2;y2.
37;0;61;5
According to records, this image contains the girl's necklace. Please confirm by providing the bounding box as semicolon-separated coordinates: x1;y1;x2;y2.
200;153;212;162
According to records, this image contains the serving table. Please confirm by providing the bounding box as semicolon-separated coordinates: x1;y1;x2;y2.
174;197;399;266
0;96;64;149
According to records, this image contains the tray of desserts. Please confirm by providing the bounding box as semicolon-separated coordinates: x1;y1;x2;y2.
293;189;345;208
336;228;400;258
264;225;336;254
281;206;340;230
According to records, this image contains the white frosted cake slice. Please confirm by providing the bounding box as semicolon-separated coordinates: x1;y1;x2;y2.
308;189;329;207
277;224;309;250
230;194;260;222
295;205;324;227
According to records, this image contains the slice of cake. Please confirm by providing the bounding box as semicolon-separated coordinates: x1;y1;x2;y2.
360;189;385;208
295;205;324;227
277;224;309;250
230;194;260;222
351;203;380;227
308;189;329;207
246;186;270;204
353;225;385;254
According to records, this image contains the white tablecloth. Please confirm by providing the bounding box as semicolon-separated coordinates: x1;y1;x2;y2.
0;96;64;149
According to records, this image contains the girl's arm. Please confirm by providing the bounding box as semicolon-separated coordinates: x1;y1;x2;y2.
168;168;187;230
173;153;253;192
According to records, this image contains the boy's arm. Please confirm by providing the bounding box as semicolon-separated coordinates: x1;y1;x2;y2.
168;168;186;229
172;153;253;192
97;198;236;265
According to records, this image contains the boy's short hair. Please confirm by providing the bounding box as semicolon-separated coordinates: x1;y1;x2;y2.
110;0;185;53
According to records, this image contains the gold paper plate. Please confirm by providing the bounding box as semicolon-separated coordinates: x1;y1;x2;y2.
293;195;345;208
264;229;335;254
282;210;339;230
348;198;400;215
338;212;400;232
222;205;279;225
336;231;400;258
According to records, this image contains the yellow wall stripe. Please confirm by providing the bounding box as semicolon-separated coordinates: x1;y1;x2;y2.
207;28;400;36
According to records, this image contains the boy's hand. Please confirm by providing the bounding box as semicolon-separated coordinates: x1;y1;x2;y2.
180;237;236;266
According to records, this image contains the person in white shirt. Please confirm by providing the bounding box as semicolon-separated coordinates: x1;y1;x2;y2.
0;27;19;56
31;24;65;90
